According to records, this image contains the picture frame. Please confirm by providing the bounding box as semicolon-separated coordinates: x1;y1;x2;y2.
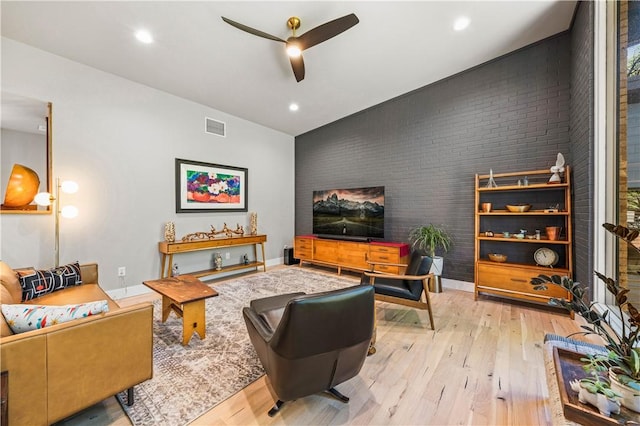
175;158;248;213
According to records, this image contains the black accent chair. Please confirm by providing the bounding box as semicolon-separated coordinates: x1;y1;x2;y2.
242;285;375;416
361;251;435;330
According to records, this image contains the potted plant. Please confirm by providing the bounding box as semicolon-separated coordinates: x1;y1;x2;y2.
408;224;451;276
531;223;640;413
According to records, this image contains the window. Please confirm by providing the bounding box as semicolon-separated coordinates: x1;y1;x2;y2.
619;1;640;307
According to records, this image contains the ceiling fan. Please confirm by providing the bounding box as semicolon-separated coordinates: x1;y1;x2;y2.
221;13;359;82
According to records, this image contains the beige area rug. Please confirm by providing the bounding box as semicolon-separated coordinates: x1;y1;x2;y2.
117;267;358;425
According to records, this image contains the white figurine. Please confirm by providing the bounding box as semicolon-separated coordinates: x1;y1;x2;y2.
486;169;498;188
549;153;566;184
570;380;620;417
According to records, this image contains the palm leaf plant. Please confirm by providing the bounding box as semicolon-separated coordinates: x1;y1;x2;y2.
531;223;640;398
408;224;451;258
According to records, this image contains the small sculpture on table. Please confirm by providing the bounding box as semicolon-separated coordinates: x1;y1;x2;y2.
164;222;176;243
213;253;223;271
250;212;258;235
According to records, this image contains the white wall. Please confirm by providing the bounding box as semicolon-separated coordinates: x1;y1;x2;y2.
1;38;295;292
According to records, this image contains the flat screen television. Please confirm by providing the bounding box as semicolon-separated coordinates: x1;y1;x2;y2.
312;186;384;240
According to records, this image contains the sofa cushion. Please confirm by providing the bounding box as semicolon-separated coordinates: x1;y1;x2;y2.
17;262;82;302
0;260;22;303
33;283;120;311
1;300;109;334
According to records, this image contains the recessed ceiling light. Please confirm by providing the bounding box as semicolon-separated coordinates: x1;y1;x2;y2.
289;103;299;112
453;17;470;31
135;30;154;44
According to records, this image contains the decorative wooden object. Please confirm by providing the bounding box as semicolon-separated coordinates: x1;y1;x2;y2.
553;347;639;425
474;168;573;313
181;223;244;242
159;234;267;279
294;236;409;275
143;275;219;345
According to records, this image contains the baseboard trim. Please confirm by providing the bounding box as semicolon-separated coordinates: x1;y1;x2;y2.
441;278;474;293
107;257;285;300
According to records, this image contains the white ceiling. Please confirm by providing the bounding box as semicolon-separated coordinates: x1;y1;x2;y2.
1;1;577;136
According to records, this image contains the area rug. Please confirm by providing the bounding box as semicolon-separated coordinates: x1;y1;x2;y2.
117;267;357;426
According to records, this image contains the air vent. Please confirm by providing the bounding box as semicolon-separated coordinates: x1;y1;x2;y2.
205;117;226;137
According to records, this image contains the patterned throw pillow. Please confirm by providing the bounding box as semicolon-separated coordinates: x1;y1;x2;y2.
17;262;82;302
0;300;109;334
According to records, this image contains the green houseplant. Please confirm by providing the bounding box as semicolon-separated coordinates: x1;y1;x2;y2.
408;224;451;276
531;223;640;412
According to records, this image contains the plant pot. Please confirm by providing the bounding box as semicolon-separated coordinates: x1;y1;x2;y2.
428;256;443;293
429;256;444;276
610;367;640;412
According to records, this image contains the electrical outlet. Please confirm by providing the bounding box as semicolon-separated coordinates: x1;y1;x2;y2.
225;252;231;260
118;267;126;277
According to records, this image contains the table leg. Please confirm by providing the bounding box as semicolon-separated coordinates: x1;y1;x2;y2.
161;296;173;322
160;253;167;278
260;242;266;272
167;254;174;278
182;299;206;345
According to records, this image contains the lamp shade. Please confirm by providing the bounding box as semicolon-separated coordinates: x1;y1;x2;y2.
3;164;40;207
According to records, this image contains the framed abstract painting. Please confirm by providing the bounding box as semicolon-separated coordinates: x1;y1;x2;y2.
175;158;248;213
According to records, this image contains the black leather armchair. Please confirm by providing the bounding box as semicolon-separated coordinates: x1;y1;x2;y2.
361;251;435;329
242;285;375;416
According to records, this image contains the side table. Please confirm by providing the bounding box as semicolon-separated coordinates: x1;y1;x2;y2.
143;275;218;345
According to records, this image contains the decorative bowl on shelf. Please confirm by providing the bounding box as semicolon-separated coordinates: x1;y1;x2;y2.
488;253;508;262
505;204;532;212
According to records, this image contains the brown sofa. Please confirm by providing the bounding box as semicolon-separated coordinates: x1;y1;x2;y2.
0;261;154;425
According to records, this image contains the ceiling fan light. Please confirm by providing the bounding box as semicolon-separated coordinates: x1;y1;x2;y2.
286;44;301;58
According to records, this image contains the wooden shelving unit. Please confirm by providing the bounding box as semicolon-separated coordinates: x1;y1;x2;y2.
474;168;572;310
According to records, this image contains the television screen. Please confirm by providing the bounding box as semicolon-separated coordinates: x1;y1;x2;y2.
313;186;384;239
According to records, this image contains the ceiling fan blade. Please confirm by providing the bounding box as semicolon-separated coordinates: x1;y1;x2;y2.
290;55;305;82
221;16;286;43
297;13;359;51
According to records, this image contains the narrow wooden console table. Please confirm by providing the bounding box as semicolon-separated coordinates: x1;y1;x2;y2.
158;234;267;279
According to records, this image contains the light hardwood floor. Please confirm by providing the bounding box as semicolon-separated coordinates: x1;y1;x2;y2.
59;266;594;425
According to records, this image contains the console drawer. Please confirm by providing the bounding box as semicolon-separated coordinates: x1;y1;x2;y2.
294;238;313;260
477;262;569;300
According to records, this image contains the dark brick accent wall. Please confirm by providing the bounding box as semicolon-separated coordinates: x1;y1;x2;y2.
570;1;595;291
296;33;574;283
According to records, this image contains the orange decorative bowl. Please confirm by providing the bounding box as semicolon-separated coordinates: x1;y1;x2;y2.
505;204;531;213
488;253;508;262
3;164;40;208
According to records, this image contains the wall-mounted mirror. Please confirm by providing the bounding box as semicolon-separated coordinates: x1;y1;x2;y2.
1;92;52;214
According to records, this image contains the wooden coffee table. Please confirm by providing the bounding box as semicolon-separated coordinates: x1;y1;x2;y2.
143;275;218;345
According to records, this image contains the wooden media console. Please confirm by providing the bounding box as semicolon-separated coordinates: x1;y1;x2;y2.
294;235;409;275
